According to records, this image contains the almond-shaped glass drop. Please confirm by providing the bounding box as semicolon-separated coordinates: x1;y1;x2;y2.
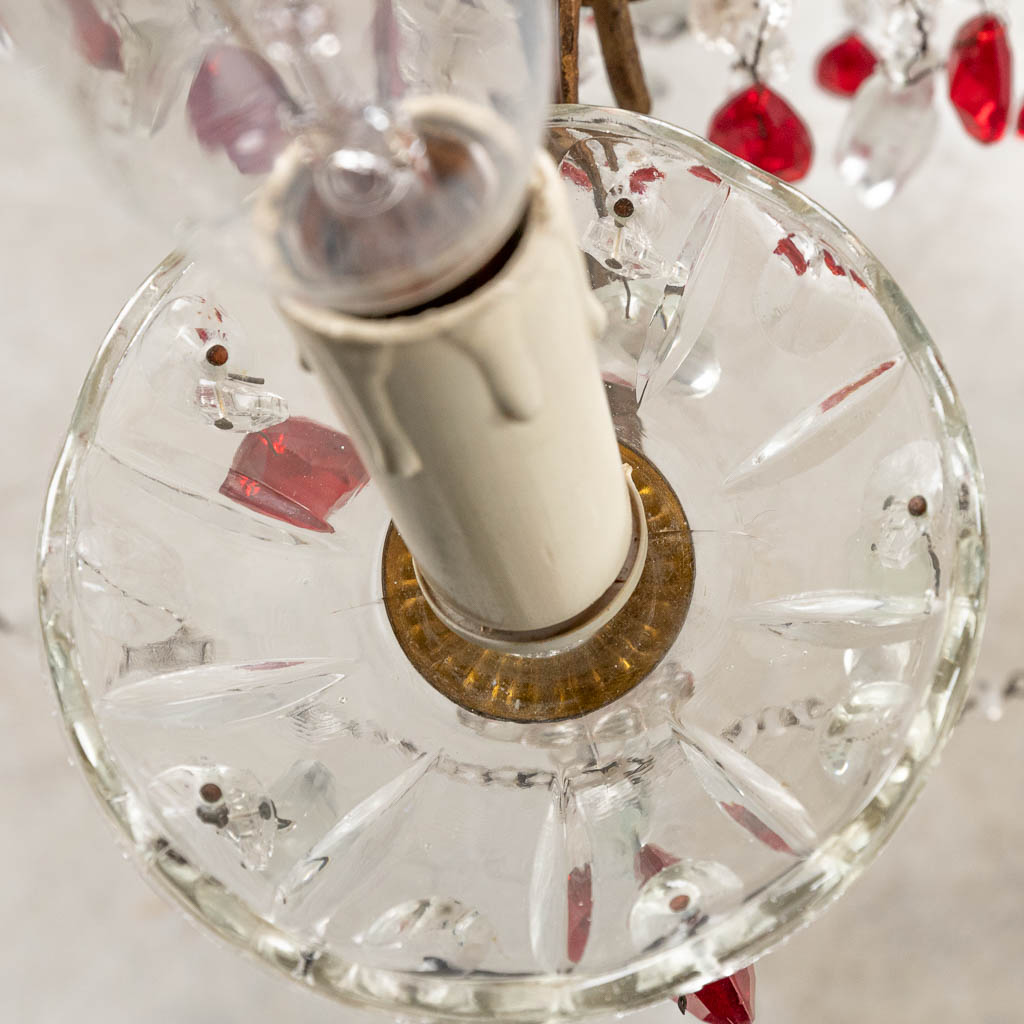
836;70;938;208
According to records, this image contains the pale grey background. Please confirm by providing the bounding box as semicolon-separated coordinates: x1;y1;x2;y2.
2;8;1023;1023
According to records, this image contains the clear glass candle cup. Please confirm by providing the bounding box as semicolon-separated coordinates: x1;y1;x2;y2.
38;106;985;1021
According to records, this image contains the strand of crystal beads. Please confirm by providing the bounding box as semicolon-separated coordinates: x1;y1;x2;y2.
835;0;942;207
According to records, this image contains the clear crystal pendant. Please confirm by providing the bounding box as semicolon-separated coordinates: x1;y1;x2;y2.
38;106;984;1020
836;69;939;208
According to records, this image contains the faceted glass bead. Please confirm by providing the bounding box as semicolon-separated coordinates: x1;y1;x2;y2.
750;30;794;83
220;416;369;533
816;32;878;96
708;85;813;182
691;0;791;56
859;0;937;74
836;70;938;207
685;966;757;1024
947;14;1012;144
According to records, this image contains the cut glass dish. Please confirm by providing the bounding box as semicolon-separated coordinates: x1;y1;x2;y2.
38;106;985;1021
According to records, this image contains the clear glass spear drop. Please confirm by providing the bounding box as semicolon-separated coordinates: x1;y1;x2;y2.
835;69;938;208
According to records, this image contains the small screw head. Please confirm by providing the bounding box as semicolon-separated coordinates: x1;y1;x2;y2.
613;197;635;219
908;495;928;517
258;799;274;821
214;417;234;431
205;343;229;367
669;894;691;912
605;257;623;270
199;782;222;803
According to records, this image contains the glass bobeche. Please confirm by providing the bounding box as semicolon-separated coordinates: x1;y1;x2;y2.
38;106;985;1021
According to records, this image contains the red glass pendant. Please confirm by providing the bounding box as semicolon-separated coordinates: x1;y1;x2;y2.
1018;101;1024;137
682;967;757;1024
815;31;878;97
948;14;1012;144
708;84;813;182
220;416;369;533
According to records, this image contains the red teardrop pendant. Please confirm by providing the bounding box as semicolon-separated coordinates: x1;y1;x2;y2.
948;14;1012;144
682;967;757;1024
708;84;813;182
815;31;878;97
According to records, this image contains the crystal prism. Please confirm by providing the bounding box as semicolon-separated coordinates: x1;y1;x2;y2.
150;763;278;872
529;784;592;971
836;70;937;208
708;85;813;182
947;15;1012;144
194;377;288;433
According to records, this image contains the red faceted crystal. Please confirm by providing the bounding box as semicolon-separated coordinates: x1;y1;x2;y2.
220;417;369;533
948;14;1012;144
1018;100;1024;137
684;967;756;1024
708;85;813;182
815;32;878;97
566;864;593;964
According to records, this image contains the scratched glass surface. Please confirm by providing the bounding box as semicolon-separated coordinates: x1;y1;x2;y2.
39;109;984;1021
